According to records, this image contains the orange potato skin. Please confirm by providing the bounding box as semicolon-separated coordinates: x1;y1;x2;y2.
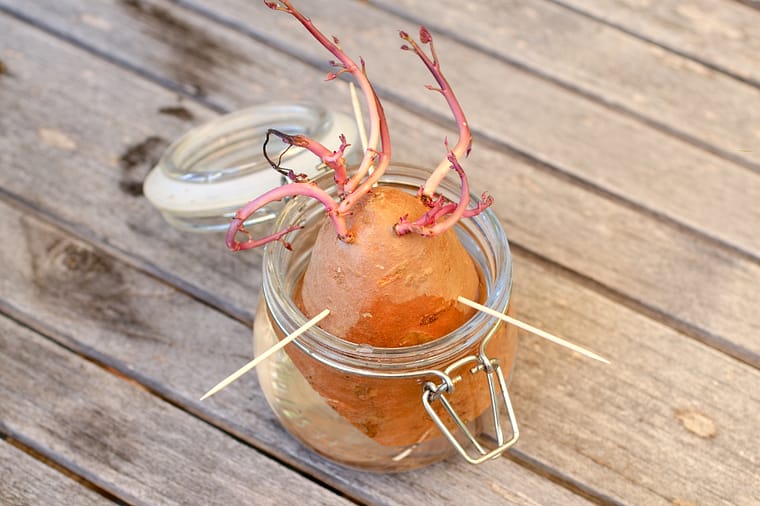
300;186;480;346
278;312;517;447
281;186;517;447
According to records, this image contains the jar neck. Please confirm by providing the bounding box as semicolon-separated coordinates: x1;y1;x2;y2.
262;164;512;373
160;103;333;183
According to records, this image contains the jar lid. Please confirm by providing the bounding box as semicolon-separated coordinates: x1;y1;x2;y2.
143;103;360;232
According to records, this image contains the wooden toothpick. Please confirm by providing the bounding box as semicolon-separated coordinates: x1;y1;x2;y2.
200;308;331;401
349;82;368;154
457;296;610;364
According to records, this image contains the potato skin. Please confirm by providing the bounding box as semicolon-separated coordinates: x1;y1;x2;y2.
277;310;518;447
288;186;519;447
300;186;480;347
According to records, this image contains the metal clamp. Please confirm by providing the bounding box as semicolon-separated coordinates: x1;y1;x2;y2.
421;354;519;465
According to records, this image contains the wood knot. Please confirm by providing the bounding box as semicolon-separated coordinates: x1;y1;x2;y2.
37;241;114;281
61;243;100;272
674;408;717;439
30;237;123;296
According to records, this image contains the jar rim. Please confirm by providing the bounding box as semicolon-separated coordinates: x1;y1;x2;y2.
262;163;512;372
159;103;331;183
142;103;360;231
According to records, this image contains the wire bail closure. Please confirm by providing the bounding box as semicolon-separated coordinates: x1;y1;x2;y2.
421;342;519;464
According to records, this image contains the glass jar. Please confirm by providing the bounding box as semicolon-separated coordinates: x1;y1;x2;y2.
143;103;361;233
253;164;518;471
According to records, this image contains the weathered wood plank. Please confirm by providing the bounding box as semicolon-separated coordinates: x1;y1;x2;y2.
0;439;110;506
509;260;760;506
1;12;751;502
4;0;760;261
0;2;750;504
370;0;760;171
0;5;264;325
737;0;760;10
551;0;760;86
3;170;759;505
0;204;592;504
0;316;355;506
0;2;758;364
177;0;760;259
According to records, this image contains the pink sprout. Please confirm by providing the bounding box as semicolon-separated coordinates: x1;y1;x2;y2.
226;1;490;252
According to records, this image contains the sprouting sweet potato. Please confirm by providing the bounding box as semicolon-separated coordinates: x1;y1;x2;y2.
226;1;509;448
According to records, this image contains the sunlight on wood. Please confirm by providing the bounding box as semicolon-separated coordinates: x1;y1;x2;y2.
457;296;610;364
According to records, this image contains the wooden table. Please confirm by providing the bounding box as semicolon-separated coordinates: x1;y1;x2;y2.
1;1;758;504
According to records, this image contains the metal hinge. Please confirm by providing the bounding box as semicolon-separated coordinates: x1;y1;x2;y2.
422;354;519;464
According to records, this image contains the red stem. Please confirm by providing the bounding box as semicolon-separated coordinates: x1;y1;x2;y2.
338;88;391;213
267;0;385;194
226;182;349;251
394;153;490;237
267;129;350;192
225;2;489;253
400;28;472;197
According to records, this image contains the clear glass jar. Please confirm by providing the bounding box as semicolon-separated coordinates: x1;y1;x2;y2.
143;103;361;233
253;164;518;471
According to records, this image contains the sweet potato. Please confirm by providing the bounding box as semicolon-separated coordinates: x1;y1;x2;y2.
227;1;509;448
300;186;480;346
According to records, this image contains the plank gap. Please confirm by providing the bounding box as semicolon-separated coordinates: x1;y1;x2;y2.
4;0;758;270
0;3;228;114
505;449;625;506
1;178;756;503
0;189;611;505
0;300;598;506
469;126;760;267
0;128;756;370
508;243;759;369
0;185;254;328
733;0;760;11
375;84;760;269
0;425;132;505
166;0;760;264
377;86;760;267
1;3;756;502
367;0;760;175
545;0;760;90
0;300;362;506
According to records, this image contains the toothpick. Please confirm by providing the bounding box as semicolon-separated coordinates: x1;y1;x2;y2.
349;82;368;153
200;308;330;401
457;296;610;364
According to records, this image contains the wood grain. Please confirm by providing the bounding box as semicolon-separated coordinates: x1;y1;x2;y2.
504;258;760;506
0;316;354;506
370;0;760;170
552;0;760;86
0;439;109;506
1;5;759;504
176;0;760;259
0;2;757;364
4;0;760;260
3;170;759;505
0;198;592;505
0;5;265;325
389;92;760;367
